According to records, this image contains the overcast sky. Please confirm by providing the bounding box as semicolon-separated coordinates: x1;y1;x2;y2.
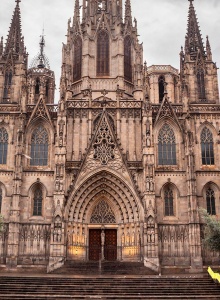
1;0;220;102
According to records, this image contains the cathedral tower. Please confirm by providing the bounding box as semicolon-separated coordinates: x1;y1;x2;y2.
180;0;219;104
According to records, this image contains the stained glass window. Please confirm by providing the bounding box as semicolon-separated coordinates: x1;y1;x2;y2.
201;127;214;165
97;30;109;76
206;188;216;215
164;187;174;216
124;36;132;82
158;124;176;165
30;126;48;166
33;187;43;216
197;69;206;101
73;37;82;82
0;128;8;165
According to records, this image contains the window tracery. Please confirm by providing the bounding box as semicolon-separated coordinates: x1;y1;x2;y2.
30;126;49;166
124;36;132;82
197;69;206;101
158;124;176;165
201;127;214;165
164;187;174;216
93;117;115;165
0;128;8;165
33;186;43;216
97;30;109;76
3;70;13;102
73;37;82;82
206;188;216;215
90;200;116;224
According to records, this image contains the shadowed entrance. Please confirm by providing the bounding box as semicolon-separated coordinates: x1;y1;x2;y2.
89;229;117;261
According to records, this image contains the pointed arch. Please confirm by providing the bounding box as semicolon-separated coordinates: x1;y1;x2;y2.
206;187;216;215
197;68;206;101
73;36;82;82
0;187;2;213
124;35;132;82
201;127;214;165
97;30;109;76
33;185;43;216
30;125;49;166
164;186;174;216
158;75;165;103
158;124;176;165
35;78;40;95
0;128;8;165
3;70;13;102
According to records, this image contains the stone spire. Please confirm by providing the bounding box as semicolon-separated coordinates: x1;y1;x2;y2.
206;35;212;61
3;0;26;58
0;37;3;56
73;0;80;24
125;0;132;25
185;0;205;60
30;33;50;69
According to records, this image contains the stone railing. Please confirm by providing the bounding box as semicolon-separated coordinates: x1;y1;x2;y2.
0;104;20;112
189;104;220;112
47;257;65;273
148;65;179;75
152;104;183;116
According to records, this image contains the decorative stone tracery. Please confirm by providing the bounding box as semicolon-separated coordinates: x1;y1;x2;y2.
90;200;116;224
93;117;115;165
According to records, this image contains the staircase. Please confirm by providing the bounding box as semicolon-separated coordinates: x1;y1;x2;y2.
0;275;219;299
52;260;157;275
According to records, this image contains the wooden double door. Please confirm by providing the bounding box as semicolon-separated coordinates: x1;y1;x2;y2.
89;229;117;261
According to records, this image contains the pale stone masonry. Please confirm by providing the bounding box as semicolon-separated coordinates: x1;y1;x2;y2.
0;0;219;272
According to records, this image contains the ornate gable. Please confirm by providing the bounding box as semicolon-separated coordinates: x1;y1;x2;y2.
154;96;182;132
74;111;135;188
26;97;53;128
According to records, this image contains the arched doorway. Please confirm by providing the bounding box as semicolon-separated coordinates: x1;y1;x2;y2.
89;200;117;261
65;171;144;262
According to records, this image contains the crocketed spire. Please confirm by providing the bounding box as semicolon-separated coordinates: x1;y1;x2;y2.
3;0;26;58
185;0;205;60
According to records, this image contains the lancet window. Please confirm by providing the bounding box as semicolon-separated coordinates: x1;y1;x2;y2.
33;186;43;216
30;126;49;166
73;37;82;82
206;188;216;215
90;200;116;224
124;36;132;82
158;124;176;165
201;127;214;165
3;70;13;102
197;69;206;101
164;187;174;216
158;75;165;103
35;78;40;95
97;30;109;76
0;128;8;165
0;188;2;213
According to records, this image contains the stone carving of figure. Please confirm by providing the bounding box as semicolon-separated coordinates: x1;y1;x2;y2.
146;177;150;192
146;134;151;147
101;230;105;246
150;178;154;192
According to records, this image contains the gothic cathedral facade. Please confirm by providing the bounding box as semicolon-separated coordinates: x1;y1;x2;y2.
0;0;219;273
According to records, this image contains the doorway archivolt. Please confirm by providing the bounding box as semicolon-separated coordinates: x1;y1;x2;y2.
65;171;144;261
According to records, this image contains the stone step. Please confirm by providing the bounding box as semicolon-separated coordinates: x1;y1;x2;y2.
0;275;219;299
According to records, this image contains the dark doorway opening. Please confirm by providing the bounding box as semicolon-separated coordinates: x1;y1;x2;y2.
89;229;117;261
